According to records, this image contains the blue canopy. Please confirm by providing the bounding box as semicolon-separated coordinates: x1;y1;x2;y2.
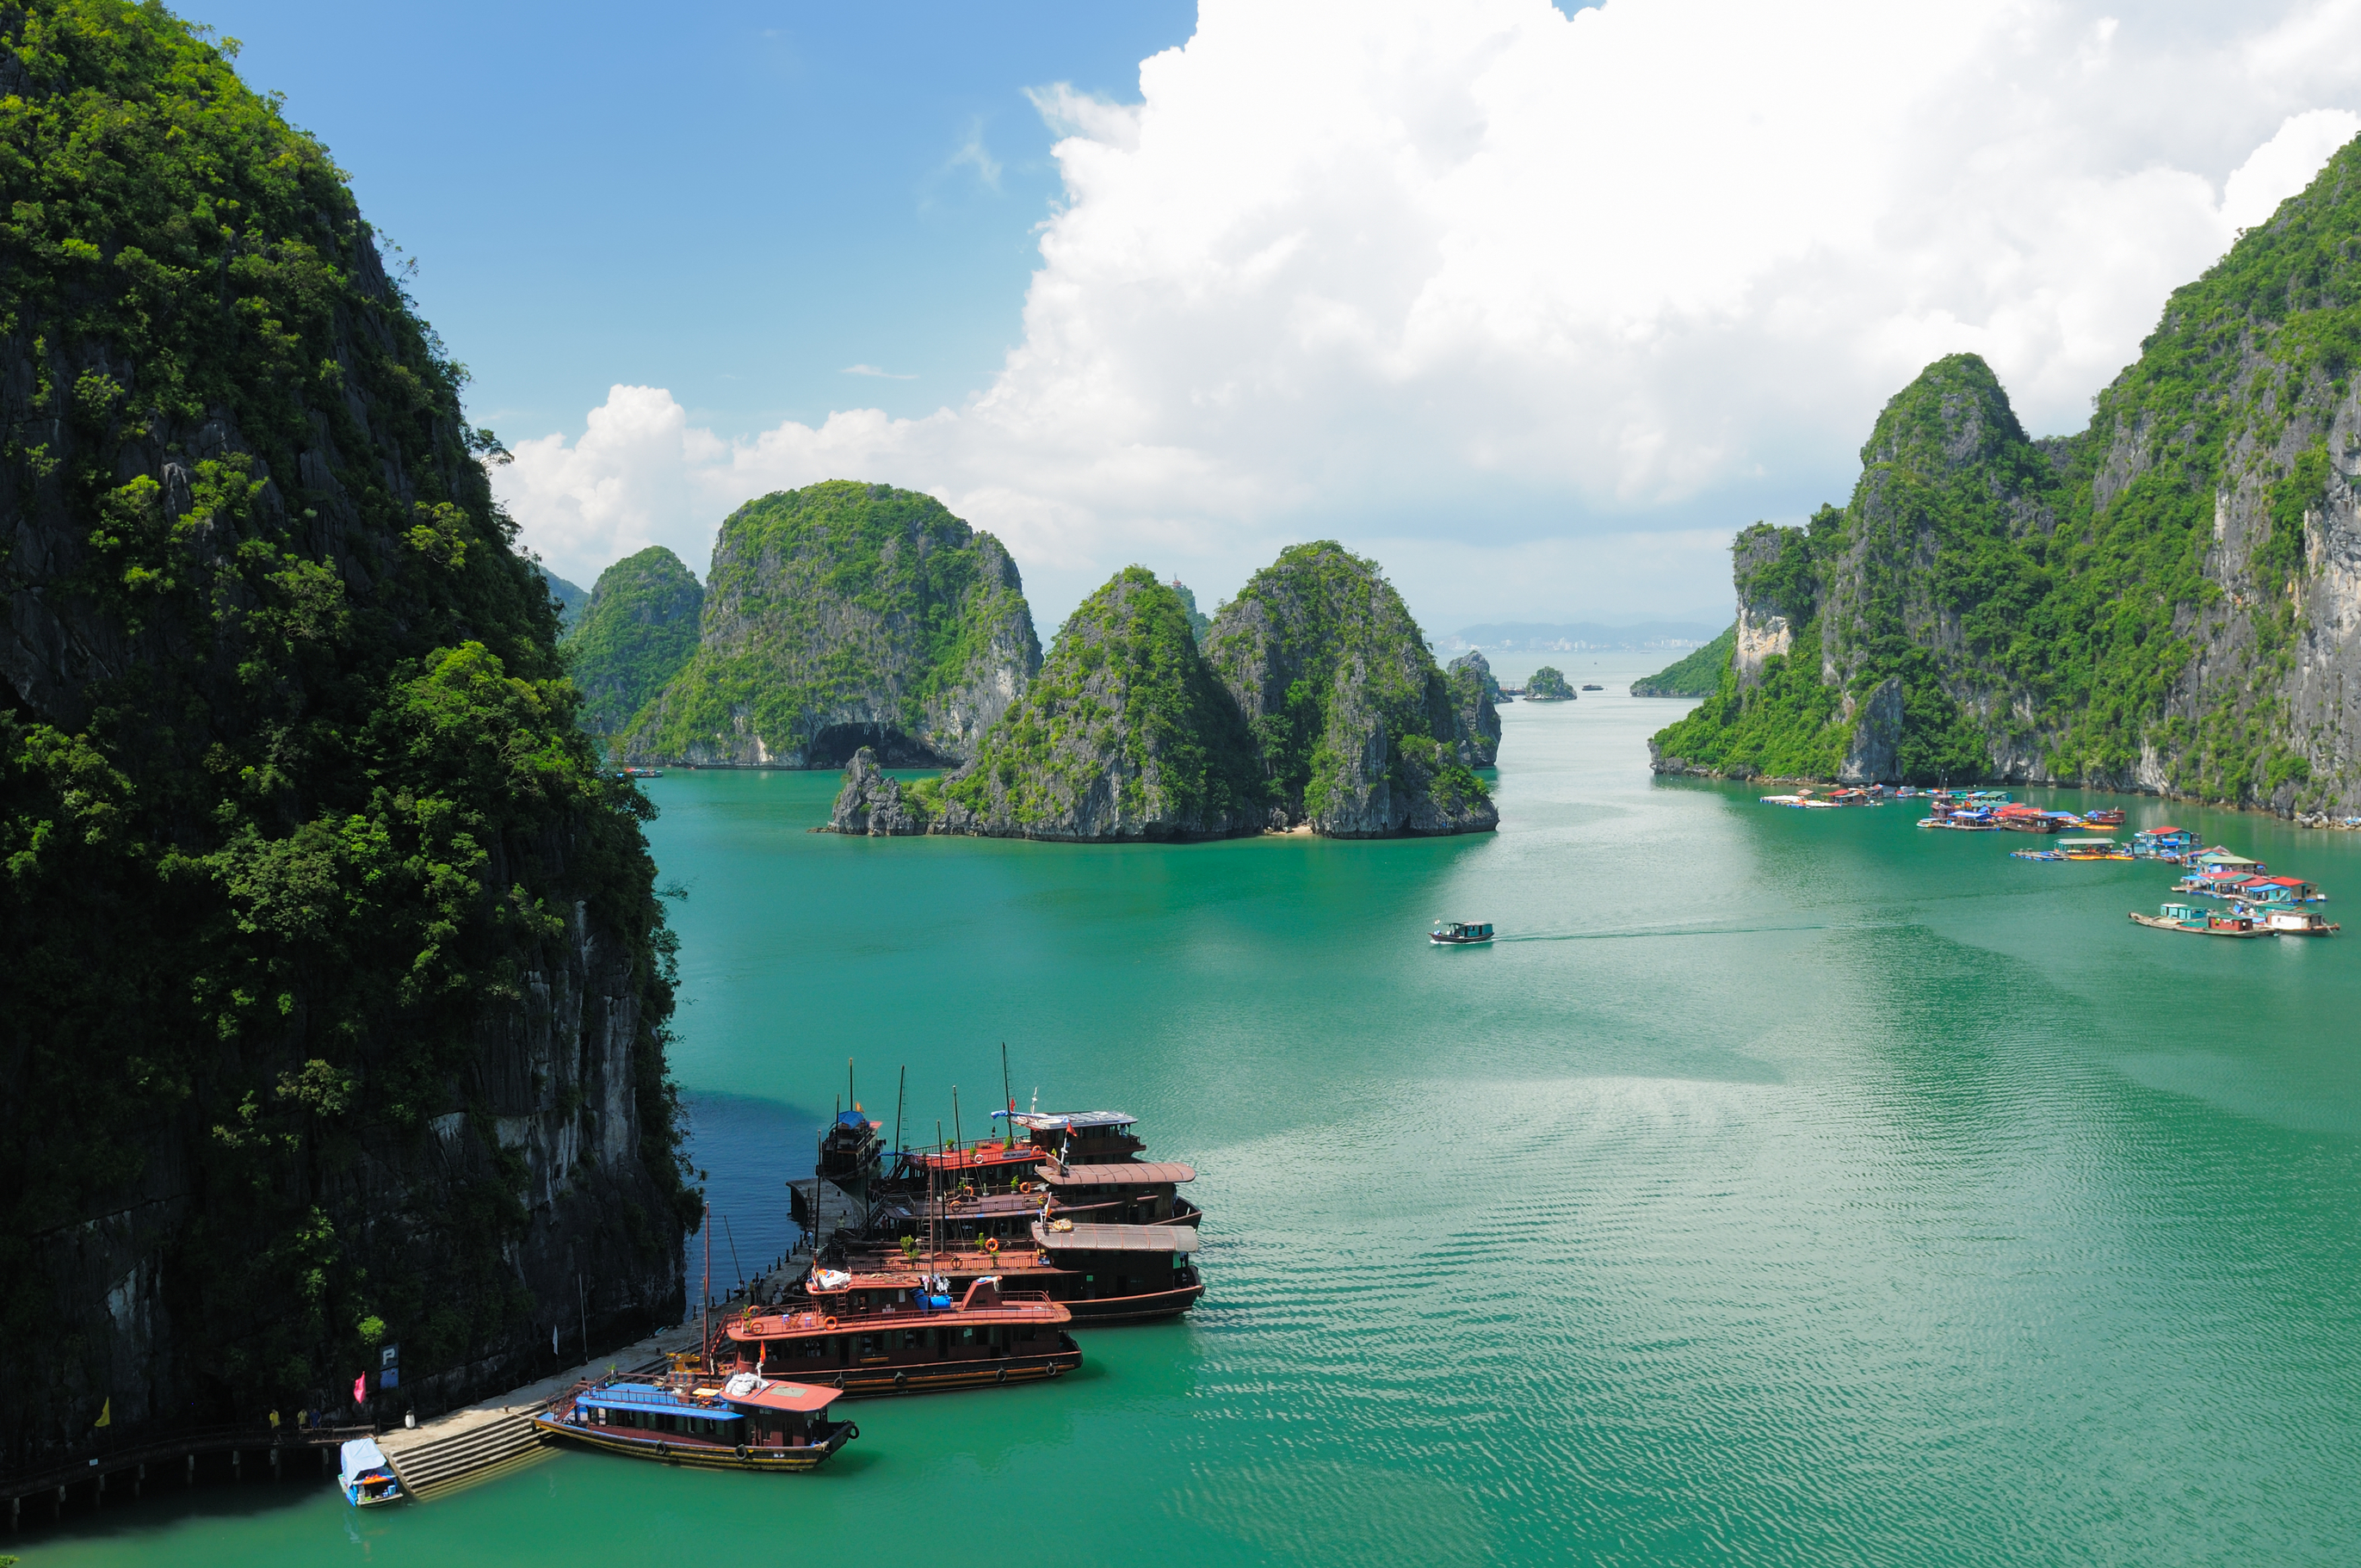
573;1382;745;1421
836;1111;872;1130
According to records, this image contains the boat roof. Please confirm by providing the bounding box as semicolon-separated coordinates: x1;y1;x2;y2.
2194;851;2259;865
835;1111;877;1131
721;1377;842;1415
2246;875;2308;886
996;1110;1136;1131
1033;1221;1201;1254
1035;1161;1196;1186
338;1438;389;1476
2139;825;2189;835
572;1381;745;1420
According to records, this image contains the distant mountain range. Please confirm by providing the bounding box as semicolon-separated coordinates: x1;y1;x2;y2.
1446;620;1726;651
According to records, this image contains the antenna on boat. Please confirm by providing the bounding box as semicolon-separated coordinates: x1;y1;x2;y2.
894;1065;905;1154
848;1058;855;1120
701;1202;712;1375
953;1087;961;1152
1001;1043;1012;1143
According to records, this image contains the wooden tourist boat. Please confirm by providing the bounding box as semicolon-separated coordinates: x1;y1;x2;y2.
531;1371;857;1471
858;1178;1205;1250
1032;1160;1201;1226
999;1108;1150;1164
725;1277;1080;1394
2129;903;2265;937
816;1108;884;1188
1431;920;1495;945
814;1222;1203;1324
337;1437;403;1507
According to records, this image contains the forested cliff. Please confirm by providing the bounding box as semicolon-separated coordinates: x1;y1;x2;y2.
1;0;692;1466
623;482;1040;769
1653;135;2361;818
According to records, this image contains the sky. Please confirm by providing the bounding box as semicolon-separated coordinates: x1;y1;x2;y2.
206;0;2361;635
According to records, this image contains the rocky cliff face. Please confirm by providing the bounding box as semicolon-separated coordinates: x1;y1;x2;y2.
1653;134;2361;817
565;545;704;740
626;483;1040;769
1;3;688;1466
1202;542;1496;837
1444;650;1502;766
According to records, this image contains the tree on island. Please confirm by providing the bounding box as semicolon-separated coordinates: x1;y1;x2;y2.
1527;666;1577;701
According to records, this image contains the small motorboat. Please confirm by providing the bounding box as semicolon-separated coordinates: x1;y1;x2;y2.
337;1437;403;1508
1430;921;1494;946
1580;683;1603;691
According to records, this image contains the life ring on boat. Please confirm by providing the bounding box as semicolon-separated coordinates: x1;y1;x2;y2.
893;1371;908;1390
984;1237;999;1255
822;1316;838;1330
735;1444;749;1460
1017;1182;1033;1194
994;1366;1007;1385
846;1423;860;1441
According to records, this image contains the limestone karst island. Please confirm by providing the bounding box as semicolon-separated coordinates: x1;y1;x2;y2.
8;2;2361;1562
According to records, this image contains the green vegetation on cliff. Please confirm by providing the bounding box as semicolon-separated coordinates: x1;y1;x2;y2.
904;568;1265;837
564;546;703;741
1203;542;1493;834
1656;138;2361;804
1169;577;1213;644
541;566;589;633
1632;626;1735;696
628;481;1037;766
0;0;687;1449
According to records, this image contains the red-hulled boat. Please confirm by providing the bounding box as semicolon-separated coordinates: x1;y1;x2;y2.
726;1277;1079;1395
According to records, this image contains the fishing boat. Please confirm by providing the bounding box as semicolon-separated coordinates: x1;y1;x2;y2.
2252;906;2339;935
531;1370;857;1470
1431;920;1495;945
725;1277;1080;1394
816;1108;884;1188
1581;683;1603;690
2129;902;2264;936
337;1437;403;1507
2080;807;2126;827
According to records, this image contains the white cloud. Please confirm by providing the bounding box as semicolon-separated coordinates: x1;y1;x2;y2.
841;363;918;379
499;0;2361;632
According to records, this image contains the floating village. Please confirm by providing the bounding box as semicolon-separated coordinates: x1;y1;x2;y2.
1754;785;2340;938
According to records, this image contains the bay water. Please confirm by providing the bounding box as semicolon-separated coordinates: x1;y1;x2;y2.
34;654;2361;1565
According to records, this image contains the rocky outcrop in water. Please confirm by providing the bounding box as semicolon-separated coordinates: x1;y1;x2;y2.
830;569;1267;840
828;546;1499;840
1653;133;2361;813
1202;542;1497;837
1444;650;1502;766
624;483;1040;769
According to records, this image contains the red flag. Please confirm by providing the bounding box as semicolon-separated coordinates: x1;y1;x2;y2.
353;1373;368;1404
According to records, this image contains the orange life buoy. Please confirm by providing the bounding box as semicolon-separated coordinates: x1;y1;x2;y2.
822;1316;839;1331
984;1237;999;1254
1017;1181;1032;1194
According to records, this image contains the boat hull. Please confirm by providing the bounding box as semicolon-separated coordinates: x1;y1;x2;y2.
1429;934;1492;945
775;1333;1083;1396
531;1414;856;1471
2129;912;2263;937
342;1484;404;1507
1065;1281;1205;1324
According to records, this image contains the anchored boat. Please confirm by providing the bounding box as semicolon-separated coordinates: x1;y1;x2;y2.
531;1370;857;1471
337;1437;403;1507
1431;920;1494;945
726;1276;1080;1395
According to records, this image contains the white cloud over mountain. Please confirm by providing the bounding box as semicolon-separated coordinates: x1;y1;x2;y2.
499;0;2361;630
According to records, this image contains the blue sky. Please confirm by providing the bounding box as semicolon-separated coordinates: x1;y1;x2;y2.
203;0;1193;441
201;1;2361;634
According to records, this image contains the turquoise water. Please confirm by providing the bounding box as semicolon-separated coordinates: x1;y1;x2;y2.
34;656;2361;1565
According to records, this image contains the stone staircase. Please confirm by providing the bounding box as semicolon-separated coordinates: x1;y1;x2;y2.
380;1410;545;1501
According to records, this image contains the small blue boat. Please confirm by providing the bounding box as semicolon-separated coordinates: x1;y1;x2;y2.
337;1437;403;1507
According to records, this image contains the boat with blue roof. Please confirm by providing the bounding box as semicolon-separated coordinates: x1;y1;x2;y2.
531;1369;857;1471
337;1437;403;1506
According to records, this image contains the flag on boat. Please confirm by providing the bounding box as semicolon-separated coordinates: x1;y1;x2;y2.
353;1372;368;1404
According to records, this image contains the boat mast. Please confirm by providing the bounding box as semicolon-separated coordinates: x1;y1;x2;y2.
893;1065;905;1156
932;1119;943;1271
953;1087;961;1154
1001;1043;1012;1145
701;1201;712;1374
